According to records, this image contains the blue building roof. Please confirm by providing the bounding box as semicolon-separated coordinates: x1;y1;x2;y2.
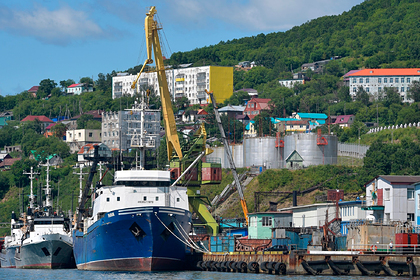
297;113;328;119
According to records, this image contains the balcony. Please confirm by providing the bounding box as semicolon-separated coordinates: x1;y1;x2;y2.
361;199;384;211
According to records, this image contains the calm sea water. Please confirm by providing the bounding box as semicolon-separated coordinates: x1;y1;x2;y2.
0;269;411;280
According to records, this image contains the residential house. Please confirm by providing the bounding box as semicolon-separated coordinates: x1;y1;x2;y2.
243;98;271;119
28;86;39;98
334;115;355;128
235;88;258;97
0;157;21;169
66;83;93;95
347;68;420;102
0;111;13;129
3;145;21;153
66;129;102;153
0;153;12;162
218;105;245;119
301;59;331;74
20;115;54;133
364;175;420;224
181;109;208;123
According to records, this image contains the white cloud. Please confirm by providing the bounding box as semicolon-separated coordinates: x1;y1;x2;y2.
0;4;105;45
163;0;364;32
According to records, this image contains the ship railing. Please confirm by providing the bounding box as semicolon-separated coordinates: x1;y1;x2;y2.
350;243;420;254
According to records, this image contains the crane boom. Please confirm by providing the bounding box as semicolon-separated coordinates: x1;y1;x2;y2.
131;6;182;161
206;90;249;225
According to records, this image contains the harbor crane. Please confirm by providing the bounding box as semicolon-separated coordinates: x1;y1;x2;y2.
131;6;220;235
206;89;249;225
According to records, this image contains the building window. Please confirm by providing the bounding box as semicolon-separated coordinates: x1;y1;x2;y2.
366;78;369;83
104;132;107;137
78;133;81;137
401;87;404;92
176;197;180;202
384;188;390;200
106;197;110;202
390;78;393;83
353;87;356;93
408;87;410;91
89;132;92;137
407;189;414;199
155;196;159;201
378;87;382;92
408;213;415;221
366;87;370;92
143;196;147;201
117;197;120;201
395;78;399;83
407;77;411;83
353;78;356;83
378;78;382;83
384;78;388;83
262;216;272;227
401;77;405;83
359;78;363;83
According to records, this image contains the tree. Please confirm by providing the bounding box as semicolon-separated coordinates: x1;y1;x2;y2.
79;77;93;86
59;79;75;91
77;114;94;129
355;86;369;105
253;111;276;137
38;79;57;99
408;80;420;102
51;123;67;138
383;87;401;107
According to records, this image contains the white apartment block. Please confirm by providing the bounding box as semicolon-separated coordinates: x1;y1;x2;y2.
66;129;102;153
347;68;420;102
112;65;233;105
102;109;161;151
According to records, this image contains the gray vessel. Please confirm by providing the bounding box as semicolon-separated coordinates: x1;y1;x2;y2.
14;163;75;269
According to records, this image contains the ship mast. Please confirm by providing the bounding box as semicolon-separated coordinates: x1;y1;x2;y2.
126;93;159;170
23;166;39;209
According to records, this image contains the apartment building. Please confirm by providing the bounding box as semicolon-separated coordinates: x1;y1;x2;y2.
347;68;420;102
102;108;161;151
112;65;233;105
66;129;102;153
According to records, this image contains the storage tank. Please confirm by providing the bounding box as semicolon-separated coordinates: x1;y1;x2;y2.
243;136;280;169
283;133;337;168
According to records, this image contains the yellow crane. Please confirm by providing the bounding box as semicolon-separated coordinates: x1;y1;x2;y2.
131;6;220;235
131;6;182;161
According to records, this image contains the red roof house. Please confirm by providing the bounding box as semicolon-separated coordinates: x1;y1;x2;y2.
244;98;272;119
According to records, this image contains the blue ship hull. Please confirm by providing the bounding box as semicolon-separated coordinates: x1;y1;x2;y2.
73;206;192;271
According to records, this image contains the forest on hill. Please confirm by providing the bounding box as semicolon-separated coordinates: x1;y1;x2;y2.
168;0;420;74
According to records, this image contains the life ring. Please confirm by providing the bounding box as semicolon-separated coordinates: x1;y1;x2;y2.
371;245;377;252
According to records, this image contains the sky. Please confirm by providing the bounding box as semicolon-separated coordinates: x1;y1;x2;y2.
0;0;365;97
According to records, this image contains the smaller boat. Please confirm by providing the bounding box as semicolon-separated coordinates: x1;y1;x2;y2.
14;163;75;269
0;212;24;268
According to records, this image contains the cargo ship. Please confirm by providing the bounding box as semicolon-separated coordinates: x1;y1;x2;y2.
72;98;193;271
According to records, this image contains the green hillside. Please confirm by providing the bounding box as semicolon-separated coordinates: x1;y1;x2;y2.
169;0;420;73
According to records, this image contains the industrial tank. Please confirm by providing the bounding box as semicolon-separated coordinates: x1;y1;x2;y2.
283;133;337;168
243;136;280;169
